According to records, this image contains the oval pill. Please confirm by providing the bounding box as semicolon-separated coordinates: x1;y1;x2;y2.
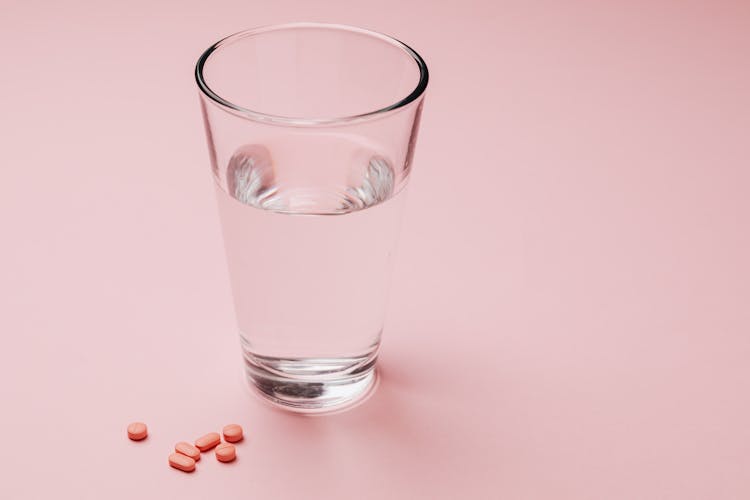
127;422;148;441
168;453;196;472
215;443;236;463
195;432;221;451
175;442;201;461
222;424;243;443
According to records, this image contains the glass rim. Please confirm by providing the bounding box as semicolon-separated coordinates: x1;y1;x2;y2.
195;22;429;126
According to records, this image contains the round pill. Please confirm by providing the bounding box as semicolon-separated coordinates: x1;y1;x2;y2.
127;422;148;441
175;442;201;461
222;424;243;443
215;443;236;463
168;453;196;472
195;432;221;452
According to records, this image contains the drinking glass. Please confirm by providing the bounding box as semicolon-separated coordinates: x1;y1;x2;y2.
195;23;428;413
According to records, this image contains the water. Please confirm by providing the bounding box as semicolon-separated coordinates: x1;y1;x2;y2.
213;135;408;412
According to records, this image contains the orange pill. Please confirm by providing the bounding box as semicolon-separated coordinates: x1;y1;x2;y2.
168;453;196;472
127;422;148;441
222;424;243;443
175;442;201;461
215;443;236;463
194;432;221;452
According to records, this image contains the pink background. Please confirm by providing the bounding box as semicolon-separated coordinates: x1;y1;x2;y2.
2;1;749;499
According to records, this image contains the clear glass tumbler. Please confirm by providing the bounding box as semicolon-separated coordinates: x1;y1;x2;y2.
195;23;428;413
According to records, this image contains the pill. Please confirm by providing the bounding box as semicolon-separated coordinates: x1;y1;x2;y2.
222;424;243;443
175;442;201;461
215;443;236;463
127;422;148;441
195;432;221;451
168;453;196;472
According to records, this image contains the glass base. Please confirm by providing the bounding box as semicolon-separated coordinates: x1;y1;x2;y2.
242;348;379;414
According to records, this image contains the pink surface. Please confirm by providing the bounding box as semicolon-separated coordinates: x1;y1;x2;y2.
1;1;749;499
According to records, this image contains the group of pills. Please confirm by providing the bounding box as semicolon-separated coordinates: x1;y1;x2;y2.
127;422;244;473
